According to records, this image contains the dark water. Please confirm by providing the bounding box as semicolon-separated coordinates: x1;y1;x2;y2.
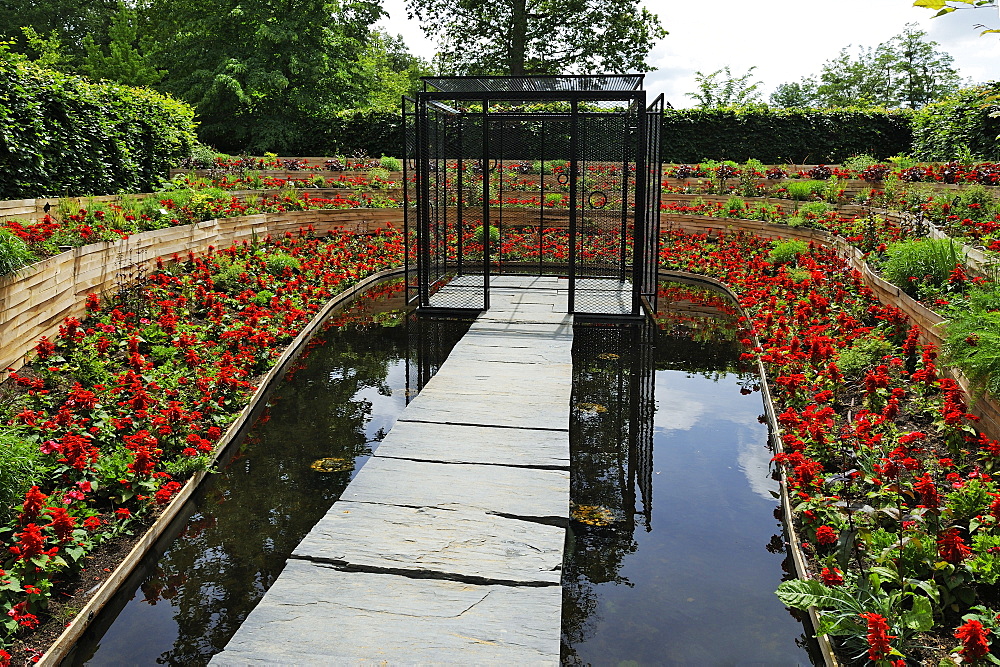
563;292;817;665
72;279;815;665
73;282;472;665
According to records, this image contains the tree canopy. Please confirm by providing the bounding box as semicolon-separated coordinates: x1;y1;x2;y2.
405;0;666;75
686;66;763;108
769;24;963;109
1;0;432;153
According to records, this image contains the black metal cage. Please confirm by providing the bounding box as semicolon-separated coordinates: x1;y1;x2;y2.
403;75;663;317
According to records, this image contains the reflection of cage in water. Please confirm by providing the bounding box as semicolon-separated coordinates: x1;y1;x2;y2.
571;319;656;532
403;76;664;316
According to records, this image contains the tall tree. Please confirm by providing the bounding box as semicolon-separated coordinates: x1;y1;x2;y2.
771;24;962;108
80;4;165;87
406;0;666;76
686;66;763;108
769;80;819;108
0;0;120;63
140;0;387;151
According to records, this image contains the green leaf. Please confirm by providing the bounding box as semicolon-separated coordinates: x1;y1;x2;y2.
913;0;948;9
902;594;934;631
776;578;829;609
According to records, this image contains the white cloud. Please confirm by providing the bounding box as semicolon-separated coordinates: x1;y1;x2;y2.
379;0;1000;107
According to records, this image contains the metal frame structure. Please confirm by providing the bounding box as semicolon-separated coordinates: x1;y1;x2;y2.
403;75;663;317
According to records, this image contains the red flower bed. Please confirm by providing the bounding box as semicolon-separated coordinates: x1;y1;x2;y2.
0;226;402;657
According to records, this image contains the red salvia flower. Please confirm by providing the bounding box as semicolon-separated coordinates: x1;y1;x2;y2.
46;506;76;542
955;619;991;660
914;473;941;508
21;486;48;519
859;612;896;661
938;528;973;564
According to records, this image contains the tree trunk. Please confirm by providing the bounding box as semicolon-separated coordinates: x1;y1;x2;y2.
508;0;527;75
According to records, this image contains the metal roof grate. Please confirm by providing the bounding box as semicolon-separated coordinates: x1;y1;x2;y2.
422;75;644;93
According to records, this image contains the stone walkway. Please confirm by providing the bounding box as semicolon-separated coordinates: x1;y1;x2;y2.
211;276;579;665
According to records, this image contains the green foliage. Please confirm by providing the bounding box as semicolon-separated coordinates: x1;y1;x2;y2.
910;82;1000;160
379;156;402;171
0;51;197;199
686;66;762;108
0;228;37;276
770;24;962;109
474;225;500;246
785;180;828;200
659;107;913;163
722;195;746;217
879;237;966;296
768;239;808;266
943;282;1000;395
264;253;301;276
843;153;879;172
0;432;50;526
80;4;164;87
408;0;666;76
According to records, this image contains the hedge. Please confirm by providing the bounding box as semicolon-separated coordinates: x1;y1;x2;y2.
911;82;1000;161
253;106;914;165
658;106;914;163
0;55;197;199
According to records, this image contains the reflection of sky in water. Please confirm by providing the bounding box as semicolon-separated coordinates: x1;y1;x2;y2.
568;364;811;665
654;378;778;501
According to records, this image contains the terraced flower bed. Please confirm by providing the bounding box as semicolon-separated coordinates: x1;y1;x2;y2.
5;154;1000;664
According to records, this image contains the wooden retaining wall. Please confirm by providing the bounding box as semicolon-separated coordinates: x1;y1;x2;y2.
0;209;403;374
664;214;1000;441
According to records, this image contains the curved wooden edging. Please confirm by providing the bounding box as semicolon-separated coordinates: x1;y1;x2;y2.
0;208;404;374
658;269;840;666
39;266;406;666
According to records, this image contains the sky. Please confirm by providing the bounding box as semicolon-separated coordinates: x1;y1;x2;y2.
376;0;1000;107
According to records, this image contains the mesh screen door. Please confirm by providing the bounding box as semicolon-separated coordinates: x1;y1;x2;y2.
405;76;662;317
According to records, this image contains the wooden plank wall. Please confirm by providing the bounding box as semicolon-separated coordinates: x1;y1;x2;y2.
0;209;402;373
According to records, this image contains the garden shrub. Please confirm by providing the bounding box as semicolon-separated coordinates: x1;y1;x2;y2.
659;106;913;163
879;237;966;296
264;253;301;276
785;180;827;201
911;82;1000;161
379;156;402;171
0;49;197;199
0;433;50;527
0;228;36;277
768;239;808;266
943;283;1000;396
835;335;894;378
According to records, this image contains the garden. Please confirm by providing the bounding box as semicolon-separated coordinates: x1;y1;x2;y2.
6;146;1000;664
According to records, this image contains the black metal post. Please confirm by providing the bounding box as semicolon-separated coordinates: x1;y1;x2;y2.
568;99;578;313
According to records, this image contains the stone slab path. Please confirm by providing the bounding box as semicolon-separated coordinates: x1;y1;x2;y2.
212;276;575;665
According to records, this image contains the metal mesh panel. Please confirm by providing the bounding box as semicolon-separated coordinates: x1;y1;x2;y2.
570;320;656;533
404;78;661;317
639;95;665;313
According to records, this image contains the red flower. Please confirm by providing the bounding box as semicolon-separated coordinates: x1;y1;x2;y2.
815;525;838;545
115;507;132;520
914;473;941;508
859;612;896;660
955;619;991;660
21;486;48;519
83;515;102;531
819;567;843;585
7;601;39;629
46;506;76;542
938;528;972;564
10;523;47;560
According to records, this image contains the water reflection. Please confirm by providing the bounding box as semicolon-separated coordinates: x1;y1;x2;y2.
73;282;472;665
562;281;819;665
